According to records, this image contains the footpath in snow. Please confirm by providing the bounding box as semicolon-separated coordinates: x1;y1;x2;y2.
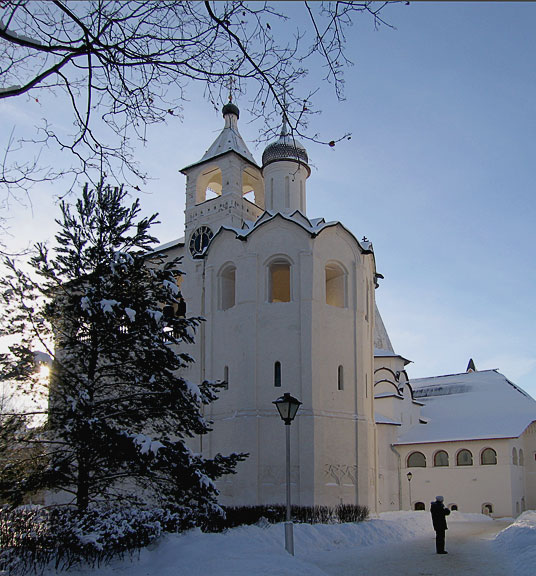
43;510;536;576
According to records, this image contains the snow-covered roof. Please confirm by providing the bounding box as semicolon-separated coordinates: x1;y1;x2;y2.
181;106;259;171
375;413;402;426
374;348;412;366
207;210;374;254
146;237;185;255
395;370;536;445
375;392;404;400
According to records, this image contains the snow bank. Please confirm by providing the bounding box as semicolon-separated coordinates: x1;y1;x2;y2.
495;511;536;576
43;511;434;576
447;510;495;523
42;511;527;576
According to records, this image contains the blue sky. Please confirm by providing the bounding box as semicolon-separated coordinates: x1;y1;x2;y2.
2;2;535;395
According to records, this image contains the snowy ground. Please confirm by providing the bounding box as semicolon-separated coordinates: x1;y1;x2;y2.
43;510;536;576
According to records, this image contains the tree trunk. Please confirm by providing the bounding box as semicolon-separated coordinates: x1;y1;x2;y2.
76;448;89;513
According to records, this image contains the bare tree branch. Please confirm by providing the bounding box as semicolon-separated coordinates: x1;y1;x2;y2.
0;1;393;239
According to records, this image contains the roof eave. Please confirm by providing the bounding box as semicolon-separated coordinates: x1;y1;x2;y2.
180;149;260;174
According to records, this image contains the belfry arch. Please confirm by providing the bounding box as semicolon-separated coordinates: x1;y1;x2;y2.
195;165;222;204
192;161;264;209
242;165;264;208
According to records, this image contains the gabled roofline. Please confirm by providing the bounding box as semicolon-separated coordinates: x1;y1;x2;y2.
201;210;376;262
410;368;500;385
180;149;261;174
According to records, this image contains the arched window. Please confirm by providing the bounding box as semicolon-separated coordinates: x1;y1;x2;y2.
414;502;425;511
337;365;344;391
269;260;291;303
407;451;426;468
325;263;347;308
481;448;497;465
220;265;236;310
450;504;458;511
274;361;282;387
457;449;473;466
513;447;518;465
519;448;524;466
433;450;449;467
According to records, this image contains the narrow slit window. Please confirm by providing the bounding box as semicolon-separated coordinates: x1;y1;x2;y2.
365;283;370;321
223;365;229;390
274;361;282;387
337;365;344;390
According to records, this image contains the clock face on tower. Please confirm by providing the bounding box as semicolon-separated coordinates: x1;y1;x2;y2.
189;226;213;256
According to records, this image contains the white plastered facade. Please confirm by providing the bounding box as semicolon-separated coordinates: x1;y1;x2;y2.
154;105;536;516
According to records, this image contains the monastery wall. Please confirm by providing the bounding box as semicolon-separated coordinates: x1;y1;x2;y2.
396;438;525;517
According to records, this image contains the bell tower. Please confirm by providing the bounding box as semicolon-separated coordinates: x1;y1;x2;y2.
180;102;264;257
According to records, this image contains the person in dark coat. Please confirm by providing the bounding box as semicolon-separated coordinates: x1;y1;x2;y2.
430;495;450;554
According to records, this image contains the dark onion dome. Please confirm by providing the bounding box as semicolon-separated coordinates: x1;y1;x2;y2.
222;101;240;118
262;119;309;168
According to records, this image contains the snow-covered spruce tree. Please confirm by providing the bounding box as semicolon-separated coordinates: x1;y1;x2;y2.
0;182;245;522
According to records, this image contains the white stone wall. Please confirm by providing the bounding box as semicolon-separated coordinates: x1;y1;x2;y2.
522;422;536;509
376;424;402;511
395;438;529;517
263;160;308;214
182;218;377;508
309;226;375;508
159;210;378;508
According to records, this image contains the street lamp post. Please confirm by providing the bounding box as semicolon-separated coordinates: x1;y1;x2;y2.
407;471;413;511
273;392;302;556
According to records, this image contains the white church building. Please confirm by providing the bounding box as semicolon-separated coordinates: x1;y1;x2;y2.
155;103;536;518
